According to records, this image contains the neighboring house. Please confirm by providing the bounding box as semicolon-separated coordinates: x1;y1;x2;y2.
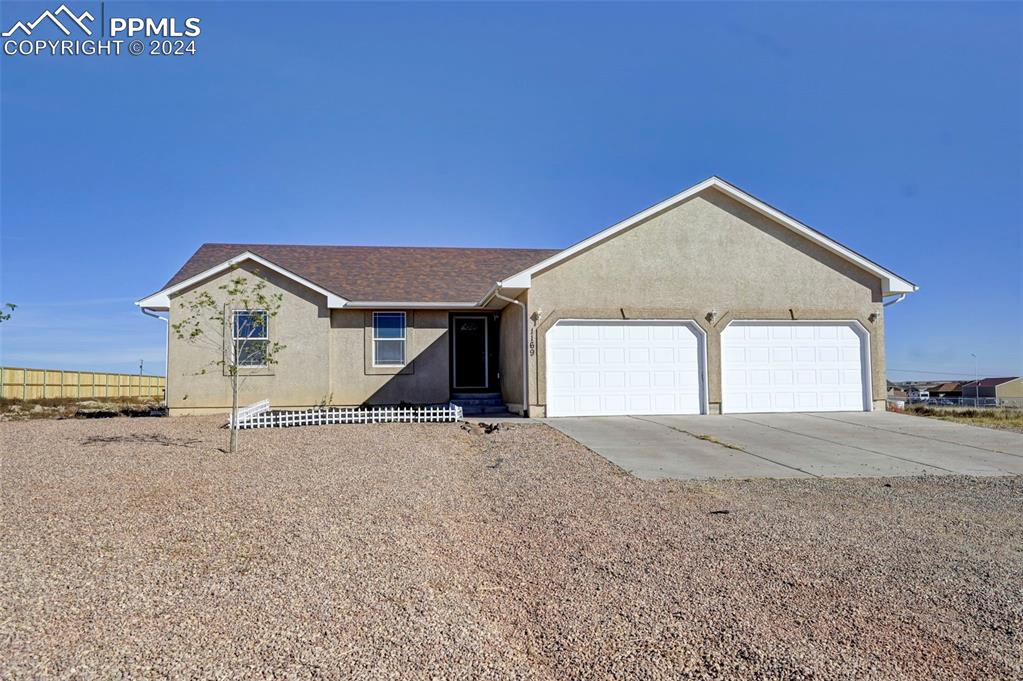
927;382;963;398
959;377;1023;400
137;177;917;417
886;383;908;401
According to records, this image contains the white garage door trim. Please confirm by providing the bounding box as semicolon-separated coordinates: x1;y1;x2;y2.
721;319;872;414
545;319;708;417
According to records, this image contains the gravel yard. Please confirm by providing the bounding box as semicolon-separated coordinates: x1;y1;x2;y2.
2;417;1020;679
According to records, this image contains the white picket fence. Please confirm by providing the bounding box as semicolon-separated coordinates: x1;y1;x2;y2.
228;401;464;429
228;399;271;427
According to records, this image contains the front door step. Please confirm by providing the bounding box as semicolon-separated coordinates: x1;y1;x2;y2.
451;392;502;401
459;405;512;416
450;393;506;415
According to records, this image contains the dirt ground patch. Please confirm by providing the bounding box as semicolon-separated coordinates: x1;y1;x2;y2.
2;417;1020;678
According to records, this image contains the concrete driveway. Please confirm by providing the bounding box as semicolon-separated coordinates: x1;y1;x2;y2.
544;412;1023;480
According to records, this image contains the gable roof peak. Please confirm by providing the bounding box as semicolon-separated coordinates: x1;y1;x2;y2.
498;176;918;296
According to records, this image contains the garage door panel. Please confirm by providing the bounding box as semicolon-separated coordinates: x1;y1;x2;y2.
605;372;625;388
546;320;704;417
652;371;674;387
605;395;626;412
603;348;625;363
551;348;573;364
797;393;819;409
723;322;868;414
652;347;673;363
629;371;650;387
653;394;675;411
772;347;793;362
629;348;650;363
727;369;747;386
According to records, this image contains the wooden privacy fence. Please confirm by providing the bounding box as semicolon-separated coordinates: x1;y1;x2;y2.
0;366;166;400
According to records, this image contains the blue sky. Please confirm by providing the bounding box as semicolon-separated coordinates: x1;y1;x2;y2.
1;1;1020;380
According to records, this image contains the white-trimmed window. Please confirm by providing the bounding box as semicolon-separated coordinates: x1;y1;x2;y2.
233;310;269;367
373;312;406;366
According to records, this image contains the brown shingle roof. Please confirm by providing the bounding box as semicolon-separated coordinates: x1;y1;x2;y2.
164;243;561;303
960;377;1020;388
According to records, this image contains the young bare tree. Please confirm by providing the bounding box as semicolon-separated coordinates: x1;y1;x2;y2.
171;271;285;452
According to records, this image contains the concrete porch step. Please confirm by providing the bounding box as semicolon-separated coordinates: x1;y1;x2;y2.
451;392;502;401
450;394;505;410
459;405;513;416
454;394;505;404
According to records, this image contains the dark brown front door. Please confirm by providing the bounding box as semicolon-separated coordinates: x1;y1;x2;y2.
452;315;489;390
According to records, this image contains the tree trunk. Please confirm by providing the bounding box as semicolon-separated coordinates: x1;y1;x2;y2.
229;367;239;453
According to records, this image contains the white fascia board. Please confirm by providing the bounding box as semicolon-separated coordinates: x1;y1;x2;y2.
135;251;349;310
344;301;480;309
477;282;529;308
499;177;918;297
135;293;171;310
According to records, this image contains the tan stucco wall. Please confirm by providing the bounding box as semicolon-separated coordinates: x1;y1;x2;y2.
167;265;452;415
995;379;1023;399
498;291;528;409
328;309;450;406
524;188;887;415
167;263;333;413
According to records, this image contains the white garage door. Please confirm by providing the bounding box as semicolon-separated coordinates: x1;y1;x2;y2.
721;321;869;413
546;320;704;417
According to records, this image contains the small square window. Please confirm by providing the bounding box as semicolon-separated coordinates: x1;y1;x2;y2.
233;310;268;367
373;312;406;366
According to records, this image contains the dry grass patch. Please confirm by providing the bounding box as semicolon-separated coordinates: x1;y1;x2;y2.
906;404;1023;433
0;396;162;421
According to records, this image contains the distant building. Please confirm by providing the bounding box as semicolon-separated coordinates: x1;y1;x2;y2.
886;383;907;400
959;377;1023;400
927;382;963;398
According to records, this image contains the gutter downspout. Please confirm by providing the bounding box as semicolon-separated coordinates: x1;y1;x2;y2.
140;307;169;407
883;293;907;307
492;286;529;417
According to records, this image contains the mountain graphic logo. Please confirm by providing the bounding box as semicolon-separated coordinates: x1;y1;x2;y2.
2;4;94;37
